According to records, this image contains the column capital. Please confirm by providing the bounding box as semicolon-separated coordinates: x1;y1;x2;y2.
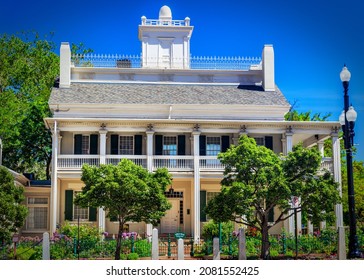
146;123;154;133
331;127;340;138
239;125;248;136
285;125;294;135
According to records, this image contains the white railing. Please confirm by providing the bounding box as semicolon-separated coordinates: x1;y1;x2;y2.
199;156;225;170
153;156;194;171
105;155;147;168
320;157;333;174
71;54;261;70
143;19;187;26
58;155;100;169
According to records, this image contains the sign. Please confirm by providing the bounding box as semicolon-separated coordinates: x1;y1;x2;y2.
174;232;186;239
12;234;19;243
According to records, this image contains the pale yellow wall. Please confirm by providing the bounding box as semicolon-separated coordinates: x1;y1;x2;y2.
61;131;74;154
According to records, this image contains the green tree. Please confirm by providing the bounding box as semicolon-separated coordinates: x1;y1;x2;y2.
284;109;331;121
205;136;340;259
74;159;172;260
0;166;28;244
0;32;59;179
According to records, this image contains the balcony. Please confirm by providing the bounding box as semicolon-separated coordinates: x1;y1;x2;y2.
57;155;333;175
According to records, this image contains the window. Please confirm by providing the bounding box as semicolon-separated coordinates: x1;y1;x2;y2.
163;136;177;155
26;197;48;231
120;136;134;155
74;134;98;155
254;137;264;146
206;137;221;156
73;191;89;220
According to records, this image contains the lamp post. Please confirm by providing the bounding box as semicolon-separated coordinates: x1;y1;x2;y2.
339;65;362;259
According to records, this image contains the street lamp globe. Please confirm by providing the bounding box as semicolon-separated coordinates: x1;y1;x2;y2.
339;110;346;125
346;106;357;122
340;66;351;82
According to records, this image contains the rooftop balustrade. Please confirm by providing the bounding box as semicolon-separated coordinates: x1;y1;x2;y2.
71;54;261;70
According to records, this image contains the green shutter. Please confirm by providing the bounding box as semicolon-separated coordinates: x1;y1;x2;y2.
199;135;206;156
221;135;230;152
134;135;143;155
65;190;74;221
89;207;97;222
111;134;119;155
177;135;186;155
74;134;82;154
200;190;207;222
265;136;273;150
155;135;163;155
90;134;98;155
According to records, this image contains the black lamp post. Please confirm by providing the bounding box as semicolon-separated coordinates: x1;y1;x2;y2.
338;65;362;259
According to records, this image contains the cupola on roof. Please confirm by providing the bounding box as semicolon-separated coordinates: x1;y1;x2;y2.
159;5;172;20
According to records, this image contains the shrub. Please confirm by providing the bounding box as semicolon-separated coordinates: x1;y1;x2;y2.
202;220;234;243
127;253;139;260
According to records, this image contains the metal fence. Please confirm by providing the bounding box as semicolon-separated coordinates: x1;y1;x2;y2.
2;229;363;260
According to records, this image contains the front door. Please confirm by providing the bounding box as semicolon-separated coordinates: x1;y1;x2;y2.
161;200;179;234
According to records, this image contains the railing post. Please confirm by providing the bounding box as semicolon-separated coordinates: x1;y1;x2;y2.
190;236;194;257
167;234;171;257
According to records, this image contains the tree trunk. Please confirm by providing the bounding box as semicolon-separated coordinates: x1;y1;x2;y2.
114;220;124;260
46;155;51;180
260;221;270;260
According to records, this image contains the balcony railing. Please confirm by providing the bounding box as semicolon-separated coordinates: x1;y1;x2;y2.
106;155;147;168
200;156;225;170
71;54;261;70
153;156;194;171
57;155;333;174
319;157;334;174
58;155;100;169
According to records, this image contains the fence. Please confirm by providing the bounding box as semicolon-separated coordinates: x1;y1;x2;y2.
2;229;363;260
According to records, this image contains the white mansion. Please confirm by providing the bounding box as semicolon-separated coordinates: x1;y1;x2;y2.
41;6;342;241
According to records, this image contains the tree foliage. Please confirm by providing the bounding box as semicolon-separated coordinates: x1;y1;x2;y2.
284;109;332;121
205;136;340;259
0;32;59;179
0;166;28;244
74;159;172;260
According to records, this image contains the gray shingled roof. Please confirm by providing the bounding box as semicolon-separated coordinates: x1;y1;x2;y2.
49;83;290;106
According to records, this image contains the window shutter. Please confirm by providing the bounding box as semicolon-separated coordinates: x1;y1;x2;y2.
110;134;119;155
155;135;163;155
65;190;74;221
134;135;143;155
89;207;97;222
221;135;230;152
90;134;98;155
199;135;206;156
265;136;273;150
74;134;82;155
177;135;186;155
268;208;274;223
200;190;207;222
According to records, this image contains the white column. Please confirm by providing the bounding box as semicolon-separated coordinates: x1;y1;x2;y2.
50;121;59;236
146;130;154;172
281;135;287;156
98;128;107;233
146;128;154;239
285;129;295;235
192;130;201;243
99;129;107;165
332;130;344;228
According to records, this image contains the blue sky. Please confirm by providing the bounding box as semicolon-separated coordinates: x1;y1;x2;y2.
1;0;363;161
